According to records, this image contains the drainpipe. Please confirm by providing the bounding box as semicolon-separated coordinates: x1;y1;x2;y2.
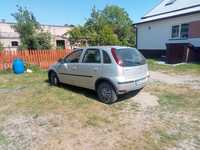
134;24;138;49
185;47;190;63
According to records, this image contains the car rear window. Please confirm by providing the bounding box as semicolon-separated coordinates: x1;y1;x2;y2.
115;48;146;67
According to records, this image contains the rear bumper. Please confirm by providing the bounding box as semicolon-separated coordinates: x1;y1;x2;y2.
115;76;149;95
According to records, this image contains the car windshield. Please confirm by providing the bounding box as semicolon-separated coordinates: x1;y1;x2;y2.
115;48;146;67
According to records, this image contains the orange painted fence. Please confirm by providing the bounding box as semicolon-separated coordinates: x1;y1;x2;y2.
0;49;71;71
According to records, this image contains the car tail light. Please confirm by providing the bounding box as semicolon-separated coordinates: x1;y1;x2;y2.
111;48;123;66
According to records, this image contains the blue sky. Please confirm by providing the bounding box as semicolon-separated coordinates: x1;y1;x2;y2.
0;0;160;25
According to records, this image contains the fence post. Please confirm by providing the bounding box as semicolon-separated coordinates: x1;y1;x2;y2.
3;51;6;71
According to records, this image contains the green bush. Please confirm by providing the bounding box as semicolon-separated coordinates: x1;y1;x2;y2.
0;42;3;51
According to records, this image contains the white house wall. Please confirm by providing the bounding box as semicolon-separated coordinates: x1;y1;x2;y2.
0;22;72;50
42;25;71;36
137;12;200;50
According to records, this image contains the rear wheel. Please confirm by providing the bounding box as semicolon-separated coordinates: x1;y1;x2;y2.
49;71;59;86
97;82;118;104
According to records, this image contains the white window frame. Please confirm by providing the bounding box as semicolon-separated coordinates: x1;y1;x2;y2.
171;25;180;39
180;24;189;39
171;23;189;39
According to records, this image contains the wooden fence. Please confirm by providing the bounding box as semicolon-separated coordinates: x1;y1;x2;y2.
0;49;71;71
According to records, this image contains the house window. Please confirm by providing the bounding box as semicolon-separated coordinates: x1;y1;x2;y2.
171;25;180;38
180;24;189;39
56;40;65;49
11;41;19;47
171;24;189;39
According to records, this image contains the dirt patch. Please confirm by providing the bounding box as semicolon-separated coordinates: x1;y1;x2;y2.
54;110;156;150
150;71;200;90
114;98;159;150
0;114;62;150
0;91;160;150
131;92;159;109
0;87;26;94
165;139;200;150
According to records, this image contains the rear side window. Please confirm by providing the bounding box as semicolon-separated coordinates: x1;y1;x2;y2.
103;50;111;64
115;48;146;67
83;49;101;63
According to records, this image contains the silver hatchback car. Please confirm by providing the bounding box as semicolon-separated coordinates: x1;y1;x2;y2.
48;46;149;104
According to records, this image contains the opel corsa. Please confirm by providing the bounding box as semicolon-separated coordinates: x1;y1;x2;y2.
48;46;149;104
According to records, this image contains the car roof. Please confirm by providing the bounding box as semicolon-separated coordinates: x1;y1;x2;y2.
77;46;134;51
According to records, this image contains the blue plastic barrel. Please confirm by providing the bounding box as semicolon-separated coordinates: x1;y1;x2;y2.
12;58;25;74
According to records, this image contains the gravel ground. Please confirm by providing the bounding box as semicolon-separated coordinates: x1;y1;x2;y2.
150;71;200;90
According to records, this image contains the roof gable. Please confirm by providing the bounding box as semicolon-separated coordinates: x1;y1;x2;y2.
138;0;200;24
144;0;200;18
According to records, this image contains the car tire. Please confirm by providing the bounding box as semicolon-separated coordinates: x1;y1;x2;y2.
97;82;118;104
49;71;60;86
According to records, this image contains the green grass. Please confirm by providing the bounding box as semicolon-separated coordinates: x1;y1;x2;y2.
0;70;200;149
85;114;111;127
159;91;200;112
0;131;9;146
143;122;200;150
0;70;115;122
148;59;200;75
0;69;12;75
146;82;200;112
142;82;200;149
142;129;183;150
159;92;196;112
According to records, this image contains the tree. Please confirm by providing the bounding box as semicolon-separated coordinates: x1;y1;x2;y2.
0;42;3;51
36;32;52;50
84;7;120;45
102;5;135;46
68;5;135;47
12;6;52;50
68;26;87;45
97;25;120;45
12;6;39;49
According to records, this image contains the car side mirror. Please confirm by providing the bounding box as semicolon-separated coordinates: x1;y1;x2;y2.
58;58;64;64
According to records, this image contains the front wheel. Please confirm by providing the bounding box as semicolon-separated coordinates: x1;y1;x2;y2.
97;82;118;104
49;71;60;86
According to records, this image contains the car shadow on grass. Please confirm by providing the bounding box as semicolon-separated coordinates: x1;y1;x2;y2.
60;83;98;100
45;80;141;104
